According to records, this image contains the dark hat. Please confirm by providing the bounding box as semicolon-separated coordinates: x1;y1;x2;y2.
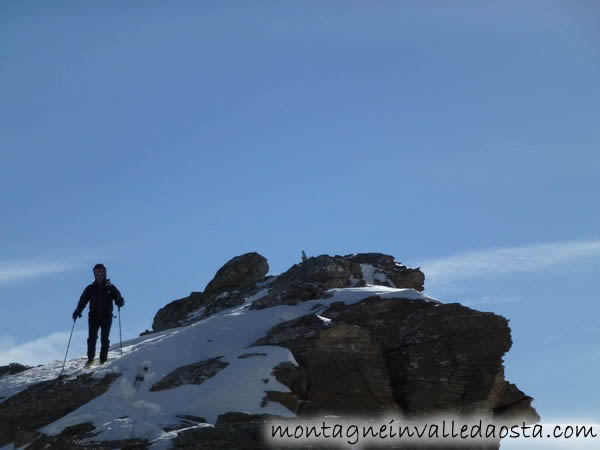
93;263;106;272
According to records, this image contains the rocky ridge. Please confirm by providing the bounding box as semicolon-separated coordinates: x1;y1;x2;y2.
151;252;424;332
0;251;539;449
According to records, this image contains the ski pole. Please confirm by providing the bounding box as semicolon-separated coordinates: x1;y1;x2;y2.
60;319;76;378
118;306;123;357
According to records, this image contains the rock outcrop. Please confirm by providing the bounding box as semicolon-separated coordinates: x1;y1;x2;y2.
151;291;205;332
0;363;32;380
203;252;269;296
255;295;539;425
252;252;424;309
0;372;120;447
152;252;270;332
151;251;424;332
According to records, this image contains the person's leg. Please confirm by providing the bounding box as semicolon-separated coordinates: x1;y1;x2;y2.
88;317;101;362
99;316;113;363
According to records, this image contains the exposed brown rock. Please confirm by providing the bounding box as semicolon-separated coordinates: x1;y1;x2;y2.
254;295;538;425
152;291;205;332
493;382;541;423
258;320;399;416
204;252;269;296
251;253;424;309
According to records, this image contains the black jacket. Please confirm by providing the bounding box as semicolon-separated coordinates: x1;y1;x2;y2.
76;279;124;319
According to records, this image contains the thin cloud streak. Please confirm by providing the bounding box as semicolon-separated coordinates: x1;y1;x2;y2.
0;260;78;284
0;331;87;366
419;239;600;285
0;245;138;286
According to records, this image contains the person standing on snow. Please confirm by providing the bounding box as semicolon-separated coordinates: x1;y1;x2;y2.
73;263;125;365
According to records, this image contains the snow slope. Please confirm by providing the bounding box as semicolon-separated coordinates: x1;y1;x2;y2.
0;286;437;448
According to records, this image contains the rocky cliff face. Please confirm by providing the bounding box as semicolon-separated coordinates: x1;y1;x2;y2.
0;251;539;449
256;296;537;423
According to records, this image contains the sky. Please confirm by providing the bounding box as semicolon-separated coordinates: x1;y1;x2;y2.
1;0;599;430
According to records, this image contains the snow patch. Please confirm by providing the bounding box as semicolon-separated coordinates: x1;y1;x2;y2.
316;315;333;326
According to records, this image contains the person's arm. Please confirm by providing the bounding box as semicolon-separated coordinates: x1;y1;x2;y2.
73;286;90;319
112;284;125;308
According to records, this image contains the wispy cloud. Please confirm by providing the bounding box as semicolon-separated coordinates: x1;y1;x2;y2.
0;331;87;366
0;259;78;284
418;239;600;285
0;248;120;285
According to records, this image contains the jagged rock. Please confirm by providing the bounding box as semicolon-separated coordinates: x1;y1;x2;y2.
254;295;539;424
202;289;250;317
0;372;120;447
0;363;32;379
152;252;269;332
152;291;206;332
150;356;229;391
348;253;425;291
254;314;327;359
321;297;519;418
258;321;398;416
250;255;353;309
493;382;540;424
152;252;422;330
251;253;424;309
304;323;398;415
204;252;269;296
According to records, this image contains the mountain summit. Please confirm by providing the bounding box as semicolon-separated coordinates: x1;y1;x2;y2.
0;252;538;449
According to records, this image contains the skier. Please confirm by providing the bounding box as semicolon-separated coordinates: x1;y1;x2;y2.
72;263;125;366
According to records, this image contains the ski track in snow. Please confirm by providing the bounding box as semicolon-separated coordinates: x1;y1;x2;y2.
0;286;437;447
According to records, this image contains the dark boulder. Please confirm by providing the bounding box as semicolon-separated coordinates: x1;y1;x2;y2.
204;252;269;296
152;291;205;332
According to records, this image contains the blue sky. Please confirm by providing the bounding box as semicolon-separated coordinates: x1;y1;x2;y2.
1;0;599;427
